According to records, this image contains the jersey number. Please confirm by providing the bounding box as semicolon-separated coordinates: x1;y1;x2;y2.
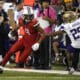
25;28;31;35
70;27;80;40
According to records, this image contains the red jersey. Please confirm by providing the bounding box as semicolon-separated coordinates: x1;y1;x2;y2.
19;17;40;48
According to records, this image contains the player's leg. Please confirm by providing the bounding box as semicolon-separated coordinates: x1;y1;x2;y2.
65;50;72;71
18;47;32;66
15;26;25;67
0;40;23;73
71;49;79;71
53;41;60;61
15;51;21;67
66;45;79;74
53;41;66;62
1;39;23;67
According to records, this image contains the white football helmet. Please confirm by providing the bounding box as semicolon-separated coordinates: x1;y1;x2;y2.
22;6;34;24
23;6;34;15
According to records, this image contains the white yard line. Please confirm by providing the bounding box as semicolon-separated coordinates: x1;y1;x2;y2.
0;76;79;79
4;67;80;75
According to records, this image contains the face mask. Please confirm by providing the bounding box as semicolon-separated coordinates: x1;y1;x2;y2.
23;15;34;25
24;19;30;25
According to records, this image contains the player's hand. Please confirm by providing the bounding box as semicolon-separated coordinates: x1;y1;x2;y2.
8;30;18;41
32;43;40;51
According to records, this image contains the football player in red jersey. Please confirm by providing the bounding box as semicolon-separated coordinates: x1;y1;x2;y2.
0;6;46;73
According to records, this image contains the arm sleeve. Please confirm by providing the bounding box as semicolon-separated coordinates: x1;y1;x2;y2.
59;24;65;31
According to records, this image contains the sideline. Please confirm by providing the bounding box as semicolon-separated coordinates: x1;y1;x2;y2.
4;67;80;75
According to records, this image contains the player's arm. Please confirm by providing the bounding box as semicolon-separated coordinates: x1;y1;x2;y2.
37;26;46;43
8;9;17;30
8;17;24;41
50;24;66;36
46;30;65;37
32;23;46;51
51;30;64;36
43;16;56;24
33;23;46;43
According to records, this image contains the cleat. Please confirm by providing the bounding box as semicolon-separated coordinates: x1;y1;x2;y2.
69;68;75;75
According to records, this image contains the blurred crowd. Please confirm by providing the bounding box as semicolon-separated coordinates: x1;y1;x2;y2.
0;0;80;74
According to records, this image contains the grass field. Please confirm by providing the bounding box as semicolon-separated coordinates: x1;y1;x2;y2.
0;69;80;80
0;62;79;80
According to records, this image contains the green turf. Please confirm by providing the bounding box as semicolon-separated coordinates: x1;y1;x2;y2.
1;63;80;80
0;77;80;80
0;71;80;80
